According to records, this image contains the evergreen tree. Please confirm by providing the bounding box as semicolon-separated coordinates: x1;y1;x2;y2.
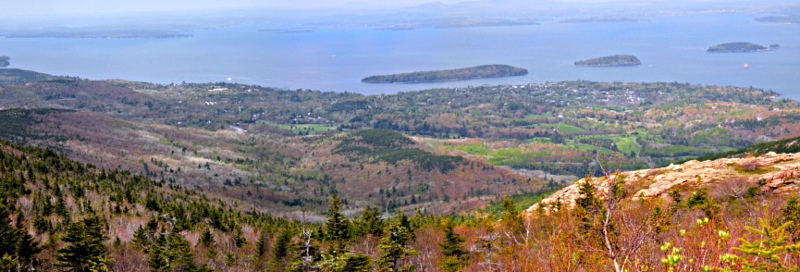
147;232;197;272
255;232;268;257
325;194;349;254
273;229;292;263
359;206;384;236
55;215;109;272
783;195;800;238
378;221;417;272
438;221;468;272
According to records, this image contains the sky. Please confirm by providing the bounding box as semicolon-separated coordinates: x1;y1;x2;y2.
0;0;468;18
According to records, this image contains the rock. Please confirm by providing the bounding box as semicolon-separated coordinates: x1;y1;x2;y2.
526;151;800;216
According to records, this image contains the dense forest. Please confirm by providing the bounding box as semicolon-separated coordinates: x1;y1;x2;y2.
5;138;800;271
574;54;641;66
361;65;528;83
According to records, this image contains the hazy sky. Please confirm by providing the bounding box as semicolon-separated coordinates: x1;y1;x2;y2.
1;0;469;18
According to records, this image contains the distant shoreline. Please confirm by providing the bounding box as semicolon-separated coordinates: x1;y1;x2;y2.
2;32;193;39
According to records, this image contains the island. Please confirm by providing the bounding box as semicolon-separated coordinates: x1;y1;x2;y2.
756;15;800;24
574;54;641;67
361;65;528;83
0;56;8;67
561;18;650;23
707;42;769;53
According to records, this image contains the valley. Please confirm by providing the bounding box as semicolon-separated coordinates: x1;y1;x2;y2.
3;68;800;270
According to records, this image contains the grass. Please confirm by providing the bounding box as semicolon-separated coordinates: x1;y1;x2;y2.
454;143;493;155
262;121;338;135
571;134;641;154
532;123;584;133
487;148;551;166
525;113;552;119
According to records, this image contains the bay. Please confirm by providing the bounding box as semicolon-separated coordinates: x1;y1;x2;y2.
1;13;798;99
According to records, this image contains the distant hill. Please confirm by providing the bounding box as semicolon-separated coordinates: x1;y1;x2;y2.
756;15;800;24
574;54;641;67
561;17;650;23
707;42;768;53
695;134;800;162
0;68;70;85
362;64;528;83
0;56;8;67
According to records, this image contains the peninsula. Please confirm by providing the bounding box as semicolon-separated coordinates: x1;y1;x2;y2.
707;42;768;53
361;64;528;83
0;56;8;67
574;54;641;67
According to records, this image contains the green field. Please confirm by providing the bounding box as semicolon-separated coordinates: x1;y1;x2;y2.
525;113;553;119
261;121;338;135
454;143;493;155
532;123;584;133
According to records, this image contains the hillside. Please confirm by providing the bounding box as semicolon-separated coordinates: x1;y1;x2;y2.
361;65;528;83
0;108;540;215
4;71;800;214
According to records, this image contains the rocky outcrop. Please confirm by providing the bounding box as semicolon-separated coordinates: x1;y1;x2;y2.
526;152;800;214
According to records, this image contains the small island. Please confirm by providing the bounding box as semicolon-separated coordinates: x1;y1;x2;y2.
0;56;8;67
362;65;528;83
561;18;650;23
574;54;641;67
707;42;769;53
756;15;800;24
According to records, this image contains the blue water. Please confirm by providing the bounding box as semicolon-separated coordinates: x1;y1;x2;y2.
1;13;799;98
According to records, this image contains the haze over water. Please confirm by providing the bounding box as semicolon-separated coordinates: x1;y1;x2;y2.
1;13;798;98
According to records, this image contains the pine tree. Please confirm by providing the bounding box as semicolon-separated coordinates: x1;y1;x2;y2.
438;221;468;272
378;221;418;272
273;229;292;263
255;232;268;257
147;232;197;272
326;194;349;254
783;195;800;238
55;215;109;272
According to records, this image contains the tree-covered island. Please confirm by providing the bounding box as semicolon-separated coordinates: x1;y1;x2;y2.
574;54;641;67
707;42;769;52
0;56;9;67
361;64;528;83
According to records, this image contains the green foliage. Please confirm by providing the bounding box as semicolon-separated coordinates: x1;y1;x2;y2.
55;215;109;272
147;232;198;272
728;218;800;271
0;109;75;145
438;221;468;272
378;216;418;272
326;194;350;253
273;229;293;263
334;129;461;173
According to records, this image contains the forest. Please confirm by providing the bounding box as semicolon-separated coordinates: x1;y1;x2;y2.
4;139;800;271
